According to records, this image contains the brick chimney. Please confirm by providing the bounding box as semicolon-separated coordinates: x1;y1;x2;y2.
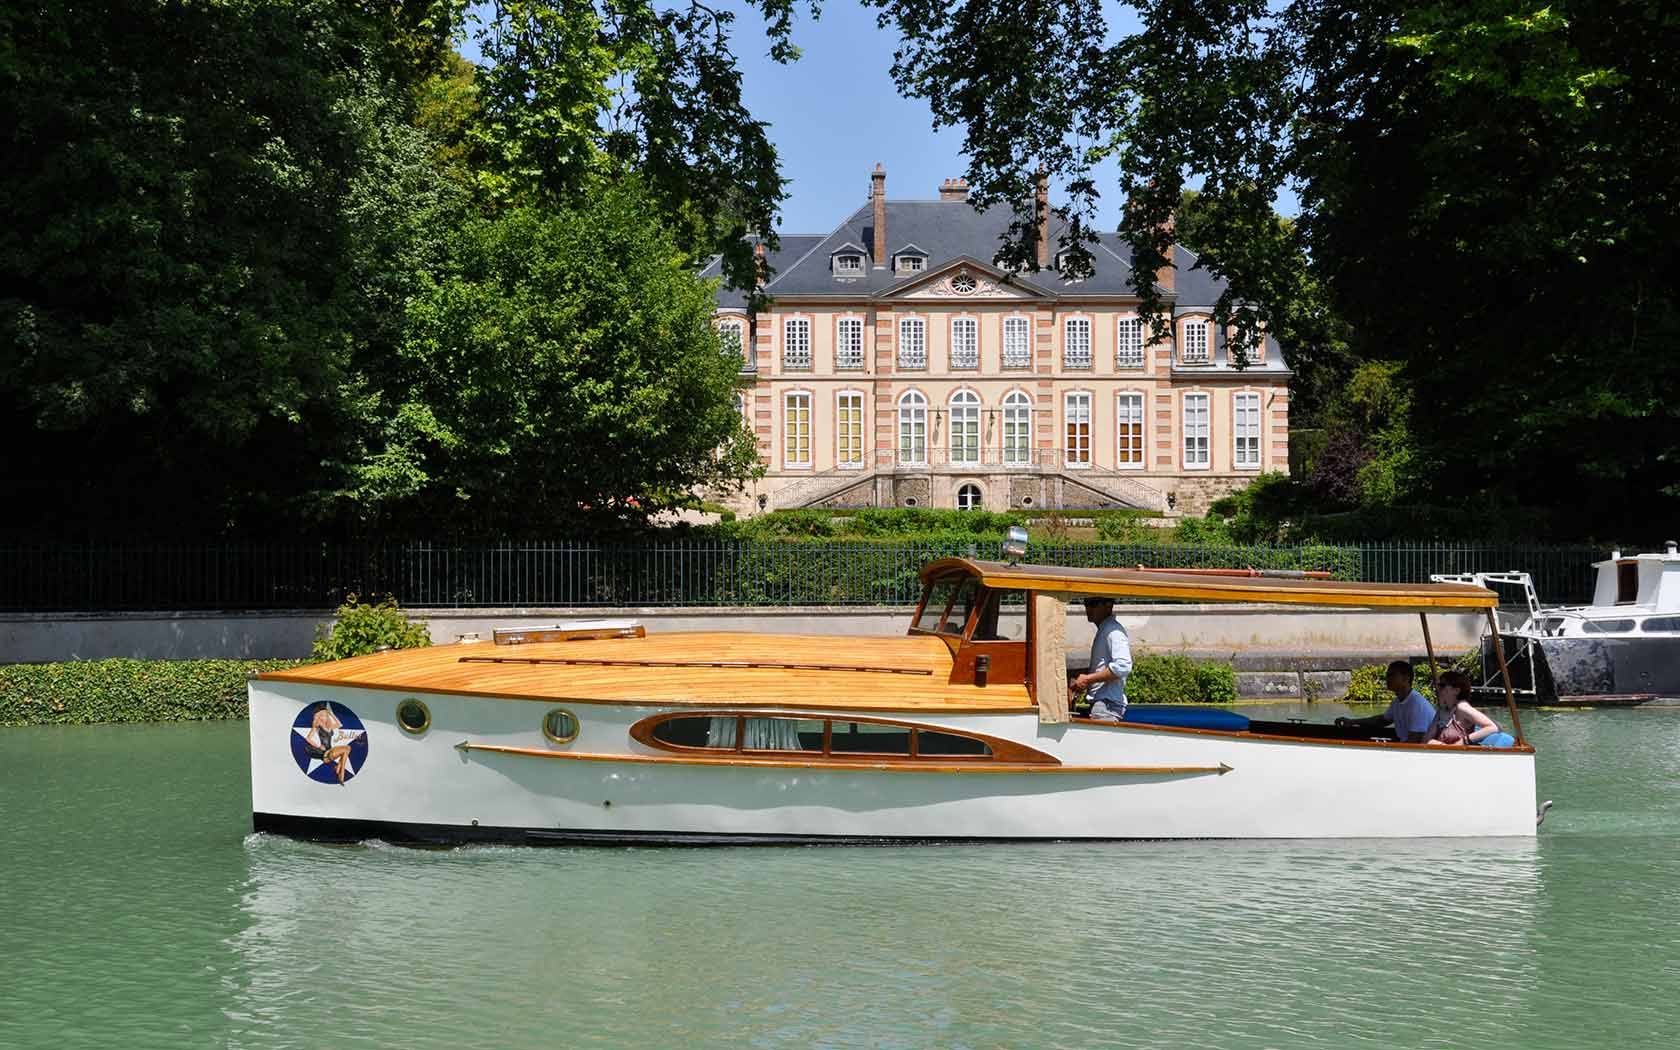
1155;211;1176;293
871;164;887;268
939;177;970;202
1034;171;1050;269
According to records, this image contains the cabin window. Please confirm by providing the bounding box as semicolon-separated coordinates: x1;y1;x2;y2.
1617;563;1638;604
1582;619;1636;634
916;730;991;757
635;713;1007;762
395;698;430;734
1642;617;1680;633
915;574;981;635
542;708;580;744
972;589;1027;641
829;721;911;755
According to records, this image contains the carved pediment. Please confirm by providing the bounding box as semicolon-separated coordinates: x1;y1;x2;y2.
896;265;1034;300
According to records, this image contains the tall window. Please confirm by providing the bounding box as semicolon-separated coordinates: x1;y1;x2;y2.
1064;318;1092;369
949;390;980;464
1233;392;1261;469
1065;392;1091;467
1184;393;1210;468
784;392;811;467
836;317;865;370
950;318;979;369
1002;391;1031;466
898;318;926;369
783;318;811;370
1116;317;1144;369
1117;393;1144;466
1182;319;1211;364
718;318;745;357
1003;317;1031;369
837;391;865;467
897;391;927;464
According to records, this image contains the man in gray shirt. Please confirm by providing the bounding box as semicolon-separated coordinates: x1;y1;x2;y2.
1071;596;1133;722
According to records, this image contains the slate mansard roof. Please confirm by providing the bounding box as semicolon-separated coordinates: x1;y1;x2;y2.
701;198;1283;367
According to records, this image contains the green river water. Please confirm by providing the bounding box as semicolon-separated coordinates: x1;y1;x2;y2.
2;704;1677;1049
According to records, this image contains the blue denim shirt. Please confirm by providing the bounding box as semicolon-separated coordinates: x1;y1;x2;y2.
1087;615;1133;708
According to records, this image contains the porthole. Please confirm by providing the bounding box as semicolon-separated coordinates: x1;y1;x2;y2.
542;708;580;745
1020;496;1034;507
395;698;431;735
904;496;919;507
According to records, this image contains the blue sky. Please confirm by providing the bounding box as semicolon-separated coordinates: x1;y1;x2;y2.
460;3;1295;237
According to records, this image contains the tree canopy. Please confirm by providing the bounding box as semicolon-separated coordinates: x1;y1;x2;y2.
0;0;785;538
867;0;1680;537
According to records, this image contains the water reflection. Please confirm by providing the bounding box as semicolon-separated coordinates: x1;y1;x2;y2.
224;834;1543;1049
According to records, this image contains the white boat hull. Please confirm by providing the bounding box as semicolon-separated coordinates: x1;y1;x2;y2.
250;682;1538;842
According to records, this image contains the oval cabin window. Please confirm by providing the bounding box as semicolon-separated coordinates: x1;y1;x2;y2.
542;708;580;744
395;698;431;734
634;713;1015;762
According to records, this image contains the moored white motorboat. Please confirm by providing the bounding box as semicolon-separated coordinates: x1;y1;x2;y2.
1433;541;1680;704
250;547;1538;843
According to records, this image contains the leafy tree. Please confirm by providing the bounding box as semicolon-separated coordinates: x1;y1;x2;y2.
0;0;466;537
376;182;759;532
468;1;818;295
869;0;1680;537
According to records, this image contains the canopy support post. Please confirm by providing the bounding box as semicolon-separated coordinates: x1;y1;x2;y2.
1485;608;1526;745
1031;591;1069;724
1419;614;1440;690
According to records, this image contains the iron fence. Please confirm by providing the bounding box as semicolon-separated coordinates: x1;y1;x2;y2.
0;540;1615;612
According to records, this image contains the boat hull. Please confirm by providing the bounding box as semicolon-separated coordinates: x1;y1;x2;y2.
251;681;1538;843
1486;634;1679;703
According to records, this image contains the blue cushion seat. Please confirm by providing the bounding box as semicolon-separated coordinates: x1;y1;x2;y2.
1120;705;1251;732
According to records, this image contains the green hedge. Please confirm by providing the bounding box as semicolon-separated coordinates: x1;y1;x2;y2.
1071;653;1238;708
0;659;300;726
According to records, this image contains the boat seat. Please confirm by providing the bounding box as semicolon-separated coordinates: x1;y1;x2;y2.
1121;706;1251;732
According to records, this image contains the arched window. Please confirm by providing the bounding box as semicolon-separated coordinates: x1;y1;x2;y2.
957;483;983;511
949;390;980;465
897;391;927;465
1002;391;1031;466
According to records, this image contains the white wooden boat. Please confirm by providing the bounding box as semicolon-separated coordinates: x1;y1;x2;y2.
249;551;1538;843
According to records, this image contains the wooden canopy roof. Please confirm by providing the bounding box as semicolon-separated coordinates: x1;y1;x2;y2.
920;559;1499;610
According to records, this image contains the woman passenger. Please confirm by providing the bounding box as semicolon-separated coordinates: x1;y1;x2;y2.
1427;671;1501;746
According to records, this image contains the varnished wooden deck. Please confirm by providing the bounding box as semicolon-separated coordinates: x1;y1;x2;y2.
258;633;1035;713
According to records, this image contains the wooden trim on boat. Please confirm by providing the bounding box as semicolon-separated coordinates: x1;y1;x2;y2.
252;674;1038;714
627;710;1057;764
1069;716;1536;754
457;656;934;676
453;741;1233;776
921;558;1500;609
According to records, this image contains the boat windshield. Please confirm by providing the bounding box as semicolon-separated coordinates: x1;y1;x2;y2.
913;572;982;636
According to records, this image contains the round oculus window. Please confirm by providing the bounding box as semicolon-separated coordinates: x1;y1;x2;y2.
542;708;580;745
396;698;431;734
950;273;977;294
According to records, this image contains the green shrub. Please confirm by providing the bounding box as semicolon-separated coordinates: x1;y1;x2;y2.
1121;653;1237;704
0;659;299;726
310;593;432;662
1344;662;1443;704
1194;661;1238;703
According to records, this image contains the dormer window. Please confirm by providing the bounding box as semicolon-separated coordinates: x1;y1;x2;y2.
893;244;929;275
829;242;868;277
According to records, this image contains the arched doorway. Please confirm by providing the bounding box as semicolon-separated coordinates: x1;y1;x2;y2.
957;483;983;511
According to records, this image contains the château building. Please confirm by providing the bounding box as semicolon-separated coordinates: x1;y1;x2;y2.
704;166;1291;516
